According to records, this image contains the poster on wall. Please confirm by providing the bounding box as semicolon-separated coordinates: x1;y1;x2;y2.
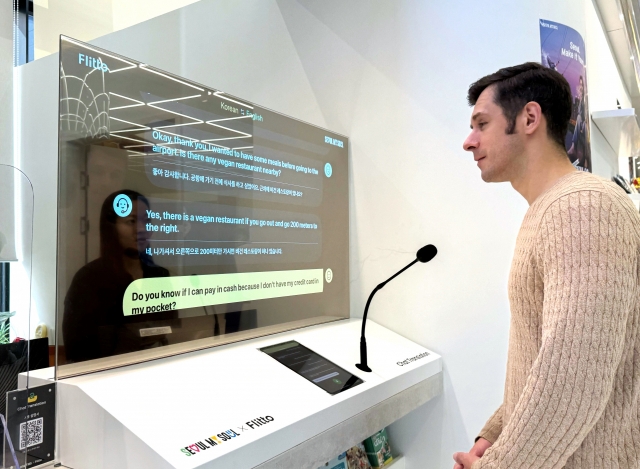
540;19;591;172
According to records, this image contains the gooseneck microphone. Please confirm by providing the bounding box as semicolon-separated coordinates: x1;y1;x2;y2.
356;244;438;373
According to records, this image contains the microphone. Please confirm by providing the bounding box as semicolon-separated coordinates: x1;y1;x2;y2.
356;244;437;373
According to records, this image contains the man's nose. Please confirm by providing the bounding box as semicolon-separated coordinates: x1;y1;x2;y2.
463;133;478;152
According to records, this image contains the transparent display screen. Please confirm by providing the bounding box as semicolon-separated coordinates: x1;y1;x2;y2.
56;37;348;369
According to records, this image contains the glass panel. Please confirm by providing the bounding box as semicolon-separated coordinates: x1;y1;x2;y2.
0;164;46;468
56;37;349;377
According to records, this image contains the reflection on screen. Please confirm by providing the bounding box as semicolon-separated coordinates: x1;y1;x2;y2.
56;37;349;368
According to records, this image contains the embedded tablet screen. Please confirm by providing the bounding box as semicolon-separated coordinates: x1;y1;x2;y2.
56;37;348;369
260;341;363;395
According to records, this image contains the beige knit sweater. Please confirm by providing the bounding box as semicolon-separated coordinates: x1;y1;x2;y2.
474;171;640;469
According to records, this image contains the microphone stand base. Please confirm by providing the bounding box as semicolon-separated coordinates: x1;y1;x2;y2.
356;363;372;373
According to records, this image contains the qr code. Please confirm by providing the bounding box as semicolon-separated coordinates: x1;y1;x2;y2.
19;417;43;450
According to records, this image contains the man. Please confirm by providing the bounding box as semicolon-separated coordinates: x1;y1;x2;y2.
453;62;640;469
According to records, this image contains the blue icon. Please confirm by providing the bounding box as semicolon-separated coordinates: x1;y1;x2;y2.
324;163;333;178
113;194;132;217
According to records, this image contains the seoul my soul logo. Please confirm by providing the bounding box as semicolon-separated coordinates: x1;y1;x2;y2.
180;416;275;457
180;429;240;456
78;53;109;72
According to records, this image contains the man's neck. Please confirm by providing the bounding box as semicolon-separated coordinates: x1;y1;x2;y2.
510;145;576;205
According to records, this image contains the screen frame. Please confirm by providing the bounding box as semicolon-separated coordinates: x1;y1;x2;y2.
54;36;350;379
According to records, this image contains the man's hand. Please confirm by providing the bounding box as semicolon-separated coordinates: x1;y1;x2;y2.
453;452;479;469
453;437;492;469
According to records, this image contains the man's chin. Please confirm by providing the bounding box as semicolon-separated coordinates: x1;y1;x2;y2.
480;169;495;182
480;169;506;183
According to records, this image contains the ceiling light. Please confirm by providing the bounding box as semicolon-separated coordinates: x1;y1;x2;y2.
147;95;201;105
207;116;252;123
109;92;145;110
112;135;153;146
139;64;205;91
202;136;251;142
109;116;148;128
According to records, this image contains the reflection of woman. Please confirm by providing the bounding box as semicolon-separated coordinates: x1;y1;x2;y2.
63;190;173;363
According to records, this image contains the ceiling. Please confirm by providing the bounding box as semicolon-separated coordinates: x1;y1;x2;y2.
594;0;640;113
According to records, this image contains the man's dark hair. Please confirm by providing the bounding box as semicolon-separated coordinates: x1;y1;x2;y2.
467;62;572;149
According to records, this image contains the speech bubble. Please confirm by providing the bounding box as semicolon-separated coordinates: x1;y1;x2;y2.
123;269;324;316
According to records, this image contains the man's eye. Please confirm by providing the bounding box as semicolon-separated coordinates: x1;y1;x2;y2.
478;122;486;129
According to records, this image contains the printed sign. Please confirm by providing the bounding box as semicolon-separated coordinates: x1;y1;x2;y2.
5;384;56;468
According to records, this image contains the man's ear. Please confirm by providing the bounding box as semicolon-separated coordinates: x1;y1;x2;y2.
522;101;542;136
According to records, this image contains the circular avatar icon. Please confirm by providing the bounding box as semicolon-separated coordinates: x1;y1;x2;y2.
113;193;133;217
325;268;333;283
324;162;333;178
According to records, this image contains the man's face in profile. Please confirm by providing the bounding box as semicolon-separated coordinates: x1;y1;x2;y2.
463;86;525;182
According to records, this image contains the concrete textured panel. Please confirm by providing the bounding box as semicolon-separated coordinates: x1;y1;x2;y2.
254;372;442;469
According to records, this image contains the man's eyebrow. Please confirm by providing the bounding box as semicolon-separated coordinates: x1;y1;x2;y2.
470;112;487;129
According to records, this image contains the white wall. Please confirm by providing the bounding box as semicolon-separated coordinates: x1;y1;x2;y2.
14;53;58;339
585;0;633;179
16;0;628;467
33;0;201;59
0;0;12;168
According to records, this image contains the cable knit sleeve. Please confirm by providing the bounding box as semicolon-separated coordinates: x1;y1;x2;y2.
473;190;637;469
477;404;504;444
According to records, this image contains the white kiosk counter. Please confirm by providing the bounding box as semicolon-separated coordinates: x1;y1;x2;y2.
27;319;441;469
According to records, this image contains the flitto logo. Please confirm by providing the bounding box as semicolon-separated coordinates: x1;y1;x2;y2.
78;53;109;72
180;416;275;457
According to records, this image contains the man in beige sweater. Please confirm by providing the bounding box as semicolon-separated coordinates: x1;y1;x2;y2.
453;62;640;469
